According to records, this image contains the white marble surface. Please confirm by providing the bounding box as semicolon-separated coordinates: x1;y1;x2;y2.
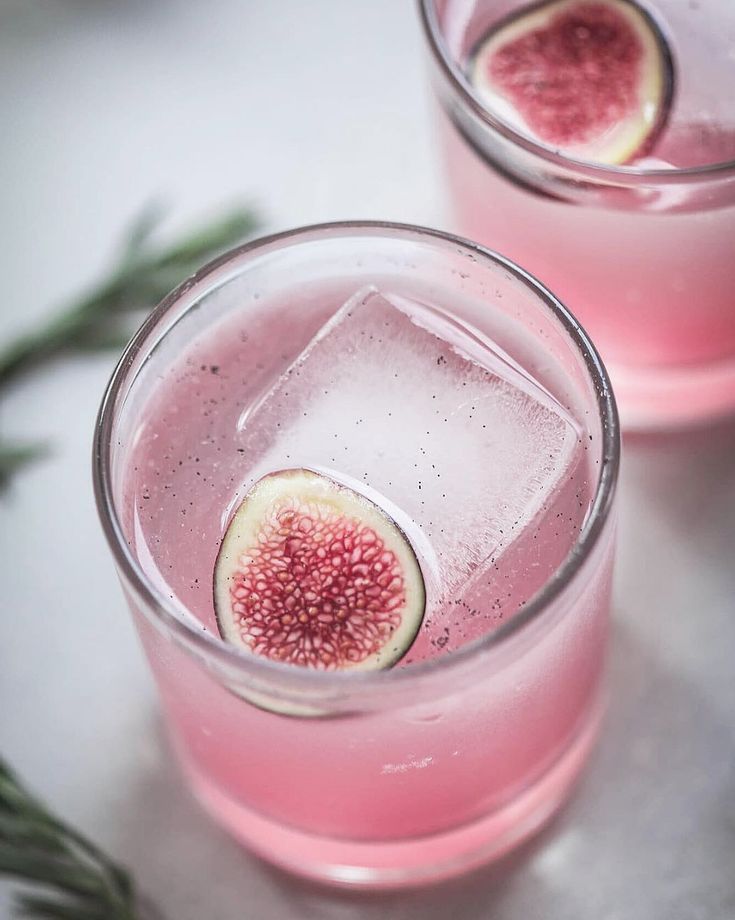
1;1;734;918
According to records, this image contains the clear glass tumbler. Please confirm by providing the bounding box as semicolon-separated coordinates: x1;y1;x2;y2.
94;222;619;887
419;0;735;430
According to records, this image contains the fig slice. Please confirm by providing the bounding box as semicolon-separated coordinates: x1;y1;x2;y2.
214;469;425;673
468;0;674;165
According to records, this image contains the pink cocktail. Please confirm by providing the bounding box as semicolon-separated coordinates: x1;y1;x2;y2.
94;223;619;886
420;0;735;429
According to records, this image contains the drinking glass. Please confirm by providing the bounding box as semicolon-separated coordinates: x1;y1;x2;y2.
94;222;619;886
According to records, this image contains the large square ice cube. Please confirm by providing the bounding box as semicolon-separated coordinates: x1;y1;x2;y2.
236;287;579;607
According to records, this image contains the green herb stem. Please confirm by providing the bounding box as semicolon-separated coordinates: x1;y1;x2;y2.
0;758;153;919
0;203;258;490
0;206;257;390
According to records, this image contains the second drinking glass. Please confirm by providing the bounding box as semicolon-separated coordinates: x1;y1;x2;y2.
420;0;735;429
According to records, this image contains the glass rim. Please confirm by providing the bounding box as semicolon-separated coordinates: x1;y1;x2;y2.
93;220;620;692
418;0;735;183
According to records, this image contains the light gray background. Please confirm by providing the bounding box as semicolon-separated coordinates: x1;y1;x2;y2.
1;1;733;918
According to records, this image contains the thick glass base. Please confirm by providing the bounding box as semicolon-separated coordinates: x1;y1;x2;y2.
611;353;735;432
181;702;603;890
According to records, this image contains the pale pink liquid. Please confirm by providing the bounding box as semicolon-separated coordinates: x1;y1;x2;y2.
441;118;735;426
432;0;735;428
120;278;615;884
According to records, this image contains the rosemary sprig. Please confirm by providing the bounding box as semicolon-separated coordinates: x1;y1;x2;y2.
0;203;258;489
0;757;162;919
0;203;258;389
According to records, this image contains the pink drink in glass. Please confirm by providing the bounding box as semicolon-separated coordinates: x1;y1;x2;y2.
95;223;618;886
420;0;735;429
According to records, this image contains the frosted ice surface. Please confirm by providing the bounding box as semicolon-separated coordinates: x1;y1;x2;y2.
236;287;579;604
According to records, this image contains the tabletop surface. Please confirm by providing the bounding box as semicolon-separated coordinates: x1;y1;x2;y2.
1;2;734;918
